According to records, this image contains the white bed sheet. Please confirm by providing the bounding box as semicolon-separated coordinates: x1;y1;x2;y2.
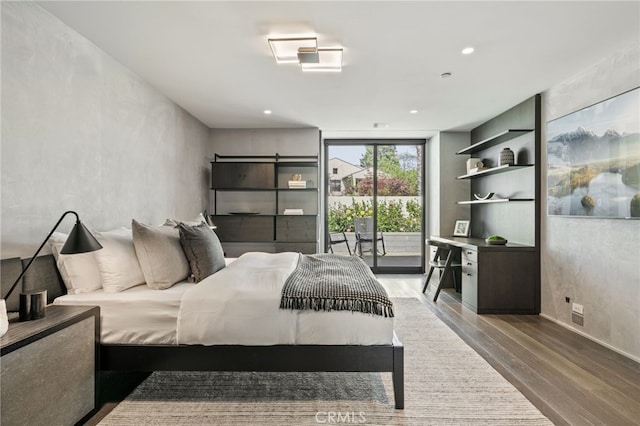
54;282;190;344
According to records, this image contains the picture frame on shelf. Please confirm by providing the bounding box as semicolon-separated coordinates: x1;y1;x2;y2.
453;220;470;237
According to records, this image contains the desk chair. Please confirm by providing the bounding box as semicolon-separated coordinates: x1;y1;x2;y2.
422;240;461;302
328;232;352;255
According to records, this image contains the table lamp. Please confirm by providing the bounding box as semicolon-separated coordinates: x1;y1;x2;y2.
2;210;102;321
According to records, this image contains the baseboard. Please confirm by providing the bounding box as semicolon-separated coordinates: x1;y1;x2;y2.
539;313;640;364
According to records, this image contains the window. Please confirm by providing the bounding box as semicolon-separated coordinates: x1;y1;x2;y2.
332;167;338;174
330;180;341;192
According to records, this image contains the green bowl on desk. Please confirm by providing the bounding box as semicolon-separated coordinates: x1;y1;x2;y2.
485;235;507;245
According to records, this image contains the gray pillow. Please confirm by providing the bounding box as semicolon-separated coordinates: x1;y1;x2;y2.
177;222;225;282
132;219;190;290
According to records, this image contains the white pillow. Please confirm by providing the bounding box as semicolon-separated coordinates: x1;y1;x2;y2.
132;219;190;290
94;228;145;292
49;232;102;294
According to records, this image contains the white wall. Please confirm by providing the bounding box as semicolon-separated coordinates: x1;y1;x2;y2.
541;42;640;360
1;2;210;258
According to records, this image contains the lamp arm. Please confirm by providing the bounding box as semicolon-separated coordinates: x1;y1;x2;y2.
2;210;79;301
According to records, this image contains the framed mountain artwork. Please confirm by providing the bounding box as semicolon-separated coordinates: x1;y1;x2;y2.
547;87;640;218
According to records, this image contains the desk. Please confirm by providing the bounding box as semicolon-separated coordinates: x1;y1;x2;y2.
428;236;539;314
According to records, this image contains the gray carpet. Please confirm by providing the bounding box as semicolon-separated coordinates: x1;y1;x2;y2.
99;298;552;425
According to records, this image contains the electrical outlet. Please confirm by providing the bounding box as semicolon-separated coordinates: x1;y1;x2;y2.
572;303;584;315
572;312;584;326
565;297;570;303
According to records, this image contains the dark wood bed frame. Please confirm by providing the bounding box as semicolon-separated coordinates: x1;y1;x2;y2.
1;254;404;409
101;333;404;409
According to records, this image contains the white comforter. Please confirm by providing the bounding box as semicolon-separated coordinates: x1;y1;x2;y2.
177;252;393;345
55;252;394;345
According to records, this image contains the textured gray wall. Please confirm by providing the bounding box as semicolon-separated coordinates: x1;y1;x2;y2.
541;42;640;360
209;128;320;158
1;2;210;258
427;132;470;239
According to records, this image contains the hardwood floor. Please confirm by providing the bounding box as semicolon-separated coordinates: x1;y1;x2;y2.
85;275;639;425
378;274;640;426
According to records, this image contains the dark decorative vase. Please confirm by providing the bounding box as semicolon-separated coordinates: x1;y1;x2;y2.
499;147;515;166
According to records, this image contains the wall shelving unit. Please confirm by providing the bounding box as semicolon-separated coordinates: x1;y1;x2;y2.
210;153;318;256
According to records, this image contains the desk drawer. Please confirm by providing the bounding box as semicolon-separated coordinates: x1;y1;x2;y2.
462;248;478;263
461;262;478;311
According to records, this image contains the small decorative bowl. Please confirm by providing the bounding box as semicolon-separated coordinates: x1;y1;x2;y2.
474;192;495;200
485;238;507;245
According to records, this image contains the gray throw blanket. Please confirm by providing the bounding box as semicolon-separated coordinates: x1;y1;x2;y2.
280;254;394;317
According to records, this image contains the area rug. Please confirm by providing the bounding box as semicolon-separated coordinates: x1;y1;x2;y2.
99;298;552;425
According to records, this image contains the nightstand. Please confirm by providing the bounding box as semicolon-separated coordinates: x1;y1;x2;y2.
0;305;100;425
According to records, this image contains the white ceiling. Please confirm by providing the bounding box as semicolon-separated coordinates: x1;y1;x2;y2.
38;1;639;134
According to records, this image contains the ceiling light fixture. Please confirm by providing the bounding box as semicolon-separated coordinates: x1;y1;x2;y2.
268;36;343;72
441;72;452;78
409;110;418;114
263;110;272;115
462;46;475;55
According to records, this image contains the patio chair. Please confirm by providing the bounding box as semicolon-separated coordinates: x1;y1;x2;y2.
353;217;386;257
328;232;352;255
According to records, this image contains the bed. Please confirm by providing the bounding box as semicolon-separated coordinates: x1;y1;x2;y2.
9;250;404;409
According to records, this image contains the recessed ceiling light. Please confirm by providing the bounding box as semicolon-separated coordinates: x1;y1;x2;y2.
409;110;418;114
462;46;475;55
441;72;452;78
264;110;272;115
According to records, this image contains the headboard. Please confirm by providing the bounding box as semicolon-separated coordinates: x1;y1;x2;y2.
0;255;66;312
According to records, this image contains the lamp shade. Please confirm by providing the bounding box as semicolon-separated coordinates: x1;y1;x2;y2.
60;220;102;254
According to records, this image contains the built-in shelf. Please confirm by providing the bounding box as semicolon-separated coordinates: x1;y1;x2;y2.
211;154;318;255
456;164;534;180
457;198;534;205
457;129;533;155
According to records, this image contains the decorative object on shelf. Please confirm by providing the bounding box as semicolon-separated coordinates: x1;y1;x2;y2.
291;173;302;181
466;158;483;173
453;220;471;237
485;235;507;245
474;192;495;200
283;208;304;215
499;147;515;166
547;87;640;218
2;210;102;322
288;180;307;189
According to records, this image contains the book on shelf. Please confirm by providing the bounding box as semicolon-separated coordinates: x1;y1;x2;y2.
288;180;307;189
283;208;304;215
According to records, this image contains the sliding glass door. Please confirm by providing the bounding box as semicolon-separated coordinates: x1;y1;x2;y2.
325;140;425;274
